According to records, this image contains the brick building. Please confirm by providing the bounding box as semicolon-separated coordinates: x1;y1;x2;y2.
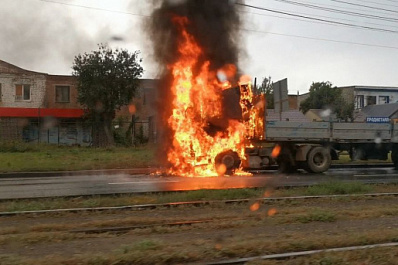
0;60;159;145
0;60;88;145
116;79;159;143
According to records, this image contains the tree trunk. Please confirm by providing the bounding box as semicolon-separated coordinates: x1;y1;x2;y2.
91;112;114;147
103;112;115;146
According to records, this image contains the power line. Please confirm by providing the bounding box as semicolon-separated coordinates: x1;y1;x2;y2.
38;0;398;50
240;27;398;50
347;0;398;9
271;0;398;22
240;9;398;33
299;0;398;16
236;3;398;34
40;0;149;17
329;0;398;14
239;7;398;30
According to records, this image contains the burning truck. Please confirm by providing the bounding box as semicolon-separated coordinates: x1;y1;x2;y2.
147;0;257;177
146;0;332;177
163;15;262;177
148;0;397;177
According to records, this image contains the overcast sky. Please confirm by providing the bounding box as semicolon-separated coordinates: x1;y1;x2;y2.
1;0;398;94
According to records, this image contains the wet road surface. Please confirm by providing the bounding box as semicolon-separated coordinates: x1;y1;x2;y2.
0;167;397;199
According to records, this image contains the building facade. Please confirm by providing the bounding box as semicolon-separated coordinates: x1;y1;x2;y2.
116;79;159;143
0;60;88;145
0;60;159;145
297;85;398;119
340;86;398;110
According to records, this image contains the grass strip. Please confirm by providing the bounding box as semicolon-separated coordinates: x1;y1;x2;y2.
0;144;157;172
1;182;396;213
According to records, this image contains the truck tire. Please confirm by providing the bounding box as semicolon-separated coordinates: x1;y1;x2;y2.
305;146;331;173
215;150;241;175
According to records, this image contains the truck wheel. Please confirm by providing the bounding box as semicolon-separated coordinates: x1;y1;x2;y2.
306;147;331;173
215;151;241;175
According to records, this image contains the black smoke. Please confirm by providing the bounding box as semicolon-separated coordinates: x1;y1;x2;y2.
147;0;243;74
146;0;244;165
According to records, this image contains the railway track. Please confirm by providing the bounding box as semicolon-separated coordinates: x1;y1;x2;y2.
2;190;397;264
69;218;244;234
1;192;398;217
206;242;398;264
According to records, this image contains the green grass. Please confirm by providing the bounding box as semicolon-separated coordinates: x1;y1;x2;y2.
304;181;373;195
0;142;393;173
0;189;266;212
333;152;392;164
156;188;264;203
0;143;157;172
295;210;337;223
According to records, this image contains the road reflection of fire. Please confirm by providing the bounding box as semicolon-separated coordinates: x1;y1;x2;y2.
163;176;269;191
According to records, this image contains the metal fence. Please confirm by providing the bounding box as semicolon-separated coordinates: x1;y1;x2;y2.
0;118;156;146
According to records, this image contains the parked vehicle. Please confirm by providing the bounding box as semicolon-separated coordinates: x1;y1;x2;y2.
217;84;397;173
244;121;397;173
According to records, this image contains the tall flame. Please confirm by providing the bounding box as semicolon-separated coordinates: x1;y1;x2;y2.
166;16;250;177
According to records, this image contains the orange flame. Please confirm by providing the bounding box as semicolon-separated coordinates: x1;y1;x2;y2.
165;16;254;177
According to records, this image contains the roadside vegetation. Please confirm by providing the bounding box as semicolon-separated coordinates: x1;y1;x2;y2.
0;142;392;173
0;142;157;172
334;151;392;164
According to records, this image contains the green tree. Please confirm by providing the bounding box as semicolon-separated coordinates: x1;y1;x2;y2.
72;44;143;147
299;81;354;121
254;76;274;109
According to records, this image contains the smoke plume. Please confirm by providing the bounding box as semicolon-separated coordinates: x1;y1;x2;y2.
147;0;242;74
146;0;245;166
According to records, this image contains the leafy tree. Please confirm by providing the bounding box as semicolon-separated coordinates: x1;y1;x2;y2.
254;76;274;109
299;81;354;121
72;44;143;146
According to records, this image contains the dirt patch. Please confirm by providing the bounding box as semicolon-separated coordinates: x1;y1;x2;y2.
1;196;398;264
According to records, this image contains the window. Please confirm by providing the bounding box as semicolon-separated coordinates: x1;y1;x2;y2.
0;83;2;102
366;96;376;106
355;95;364;109
55;85;70;102
15;84;30;101
379;96;389;104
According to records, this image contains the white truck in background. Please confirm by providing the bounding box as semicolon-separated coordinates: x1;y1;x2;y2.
242;120;398;173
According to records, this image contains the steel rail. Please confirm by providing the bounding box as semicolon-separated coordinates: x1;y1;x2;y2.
1;192;398;217
69;218;245;234
205;242;398;264
70;220;212;234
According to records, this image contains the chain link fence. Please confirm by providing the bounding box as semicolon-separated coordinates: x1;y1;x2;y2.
0;118;157;146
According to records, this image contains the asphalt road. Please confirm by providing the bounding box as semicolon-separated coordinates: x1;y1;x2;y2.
1;167;397;200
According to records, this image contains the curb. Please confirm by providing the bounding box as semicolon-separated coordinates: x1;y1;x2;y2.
0;168;158;178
